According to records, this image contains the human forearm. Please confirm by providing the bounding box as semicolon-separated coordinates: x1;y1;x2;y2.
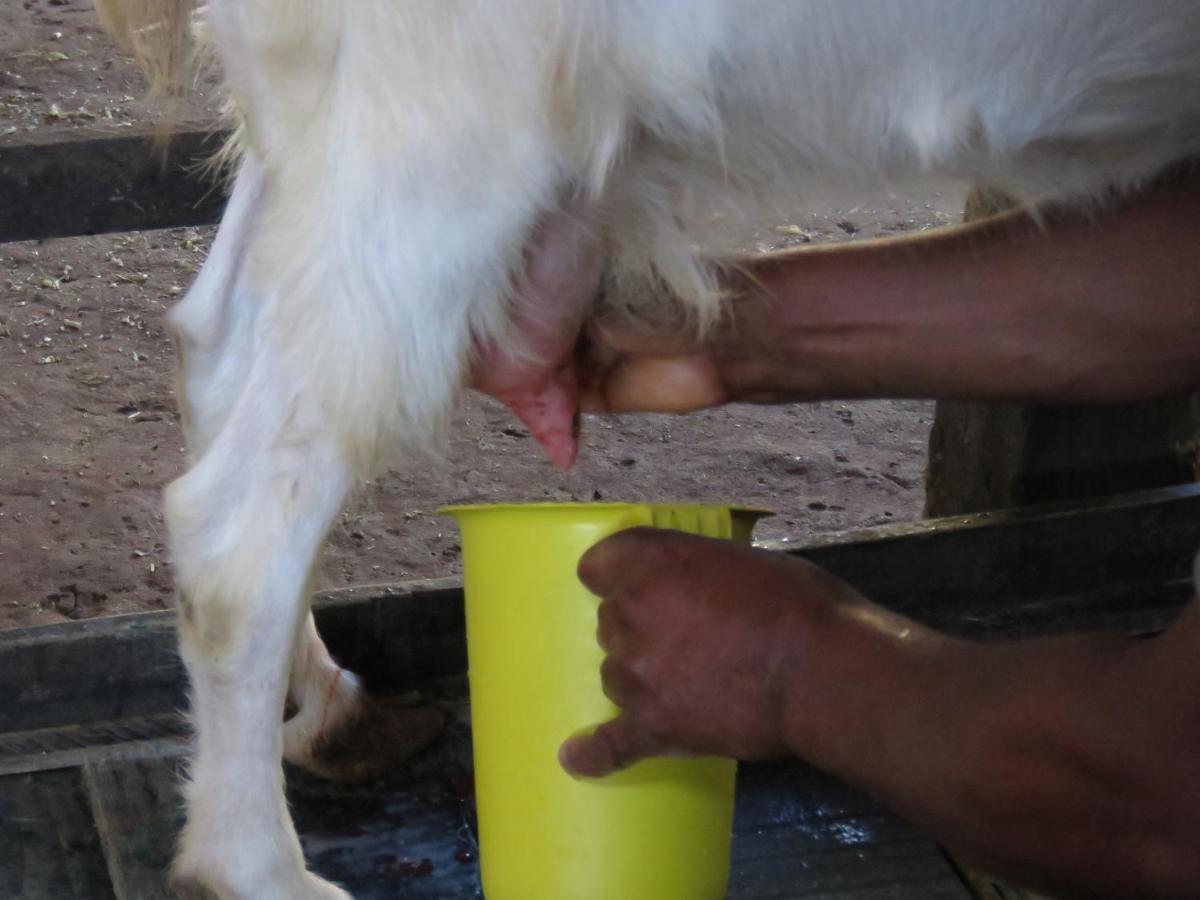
581;185;1200;413
751;187;1200;402
780;601;1200;897
724;185;1200;405
562;532;1200;894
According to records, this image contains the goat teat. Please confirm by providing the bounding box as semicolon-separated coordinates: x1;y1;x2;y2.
471;204;604;469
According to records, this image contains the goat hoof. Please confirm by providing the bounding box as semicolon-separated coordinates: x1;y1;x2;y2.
170;873;219;900
171;867;352;900
303;697;446;783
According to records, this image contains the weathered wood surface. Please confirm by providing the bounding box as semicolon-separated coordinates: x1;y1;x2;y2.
83;757;182;900
927;397;1200;517
958;868;1052;900
0;129;228;243
0;578;467;738
805;484;1197;638
1;487;1195;898
730;762;968;899
2;689;970;900
0;713;185;778
2;486;1196;745
0;768;115;899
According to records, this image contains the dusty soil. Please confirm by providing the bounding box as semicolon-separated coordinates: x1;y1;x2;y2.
0;0;963;629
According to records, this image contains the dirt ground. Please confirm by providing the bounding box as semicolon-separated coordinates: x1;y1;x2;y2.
0;0;964;629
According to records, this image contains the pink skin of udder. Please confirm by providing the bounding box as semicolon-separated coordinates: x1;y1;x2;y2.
471;206;602;470
491;366;581;471
473;302;583;471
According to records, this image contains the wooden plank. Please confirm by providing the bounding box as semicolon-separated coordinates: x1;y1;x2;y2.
0;129;228;243
730;762;971;898
927;398;1200;519
795;484;1199;638
72;689;968;899
0;768;115;900
83;757;183;900
0;734;185;778
956;867;1053;900
0;712;186;777
2;488;1197;739
0;578;466;737
0;611;186;735
71;696;484;900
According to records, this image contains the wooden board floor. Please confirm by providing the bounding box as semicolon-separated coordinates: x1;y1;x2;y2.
0;684;973;900
7;485;1197;898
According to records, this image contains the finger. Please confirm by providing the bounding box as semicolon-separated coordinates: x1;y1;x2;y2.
559;716;657;778
577;528;667;597
599;654;636;707
579;355;727;414
596;599;621;652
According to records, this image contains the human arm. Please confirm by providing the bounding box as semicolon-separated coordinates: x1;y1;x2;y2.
560;530;1200;899
581;184;1200;413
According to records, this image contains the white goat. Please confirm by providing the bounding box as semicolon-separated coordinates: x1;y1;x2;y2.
95;2;1200;897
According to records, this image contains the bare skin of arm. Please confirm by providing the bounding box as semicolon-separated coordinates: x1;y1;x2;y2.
539;185;1200;898
581;185;1200;412
560;533;1200;899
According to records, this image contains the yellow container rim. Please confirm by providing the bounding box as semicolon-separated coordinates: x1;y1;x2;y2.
440;501;773;517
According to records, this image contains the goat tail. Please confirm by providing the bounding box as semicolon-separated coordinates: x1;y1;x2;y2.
95;0;201;100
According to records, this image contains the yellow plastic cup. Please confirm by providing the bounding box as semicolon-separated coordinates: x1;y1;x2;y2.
442;503;767;900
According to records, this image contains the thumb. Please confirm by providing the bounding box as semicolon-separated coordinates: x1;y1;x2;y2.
579;355;727;414
559;716;657;778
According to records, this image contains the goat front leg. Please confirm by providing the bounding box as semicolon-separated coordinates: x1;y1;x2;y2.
166;344;358;900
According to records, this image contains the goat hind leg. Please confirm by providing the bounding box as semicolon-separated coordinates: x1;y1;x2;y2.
282;612;443;782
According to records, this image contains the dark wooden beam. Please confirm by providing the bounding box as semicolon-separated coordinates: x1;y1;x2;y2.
2;485;1196;741
0;129;229;244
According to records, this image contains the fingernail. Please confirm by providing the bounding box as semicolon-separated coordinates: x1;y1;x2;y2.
576;543;607;592
558;740;581;776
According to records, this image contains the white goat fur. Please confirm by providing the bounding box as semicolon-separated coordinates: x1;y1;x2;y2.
95;2;1200;897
